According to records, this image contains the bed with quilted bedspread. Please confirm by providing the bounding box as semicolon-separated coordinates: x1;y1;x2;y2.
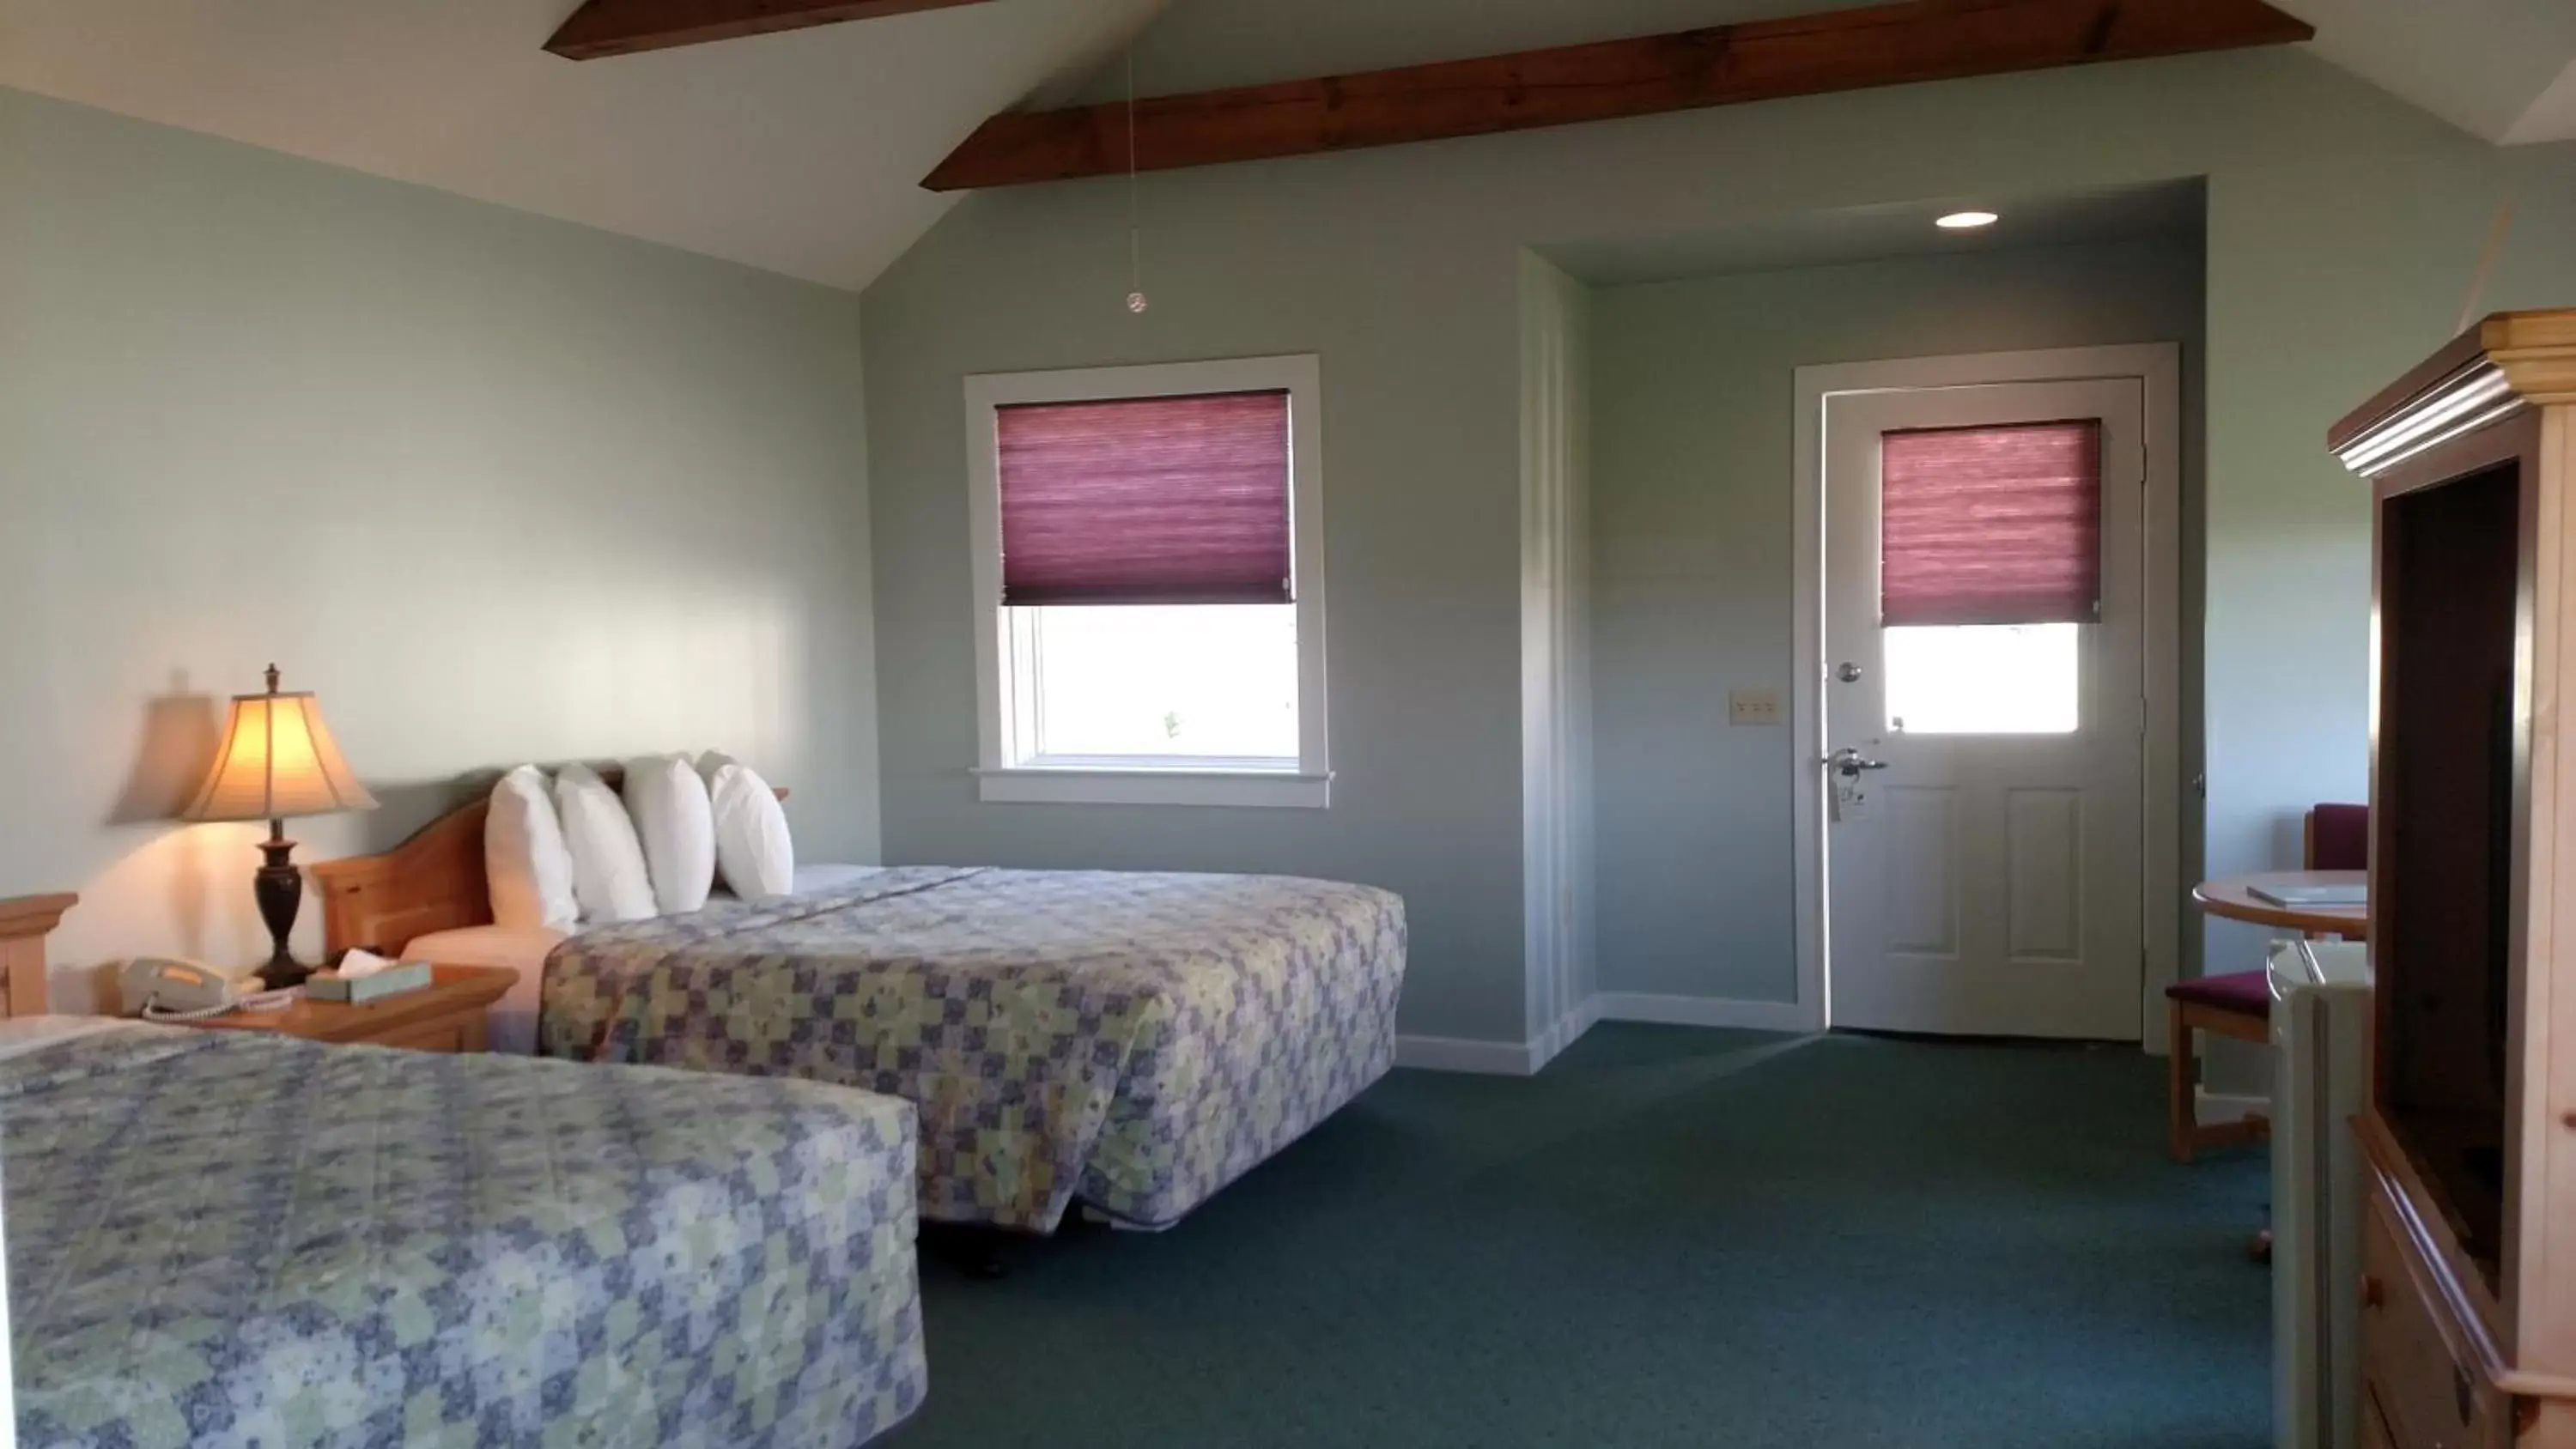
4;1022;924;1449
540;867;1407;1233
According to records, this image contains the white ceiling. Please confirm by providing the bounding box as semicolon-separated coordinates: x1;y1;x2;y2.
0;0;2567;294
0;0;1164;291
2271;0;2576;143
2506;53;2576;145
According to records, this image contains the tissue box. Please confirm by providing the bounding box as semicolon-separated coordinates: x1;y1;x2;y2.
306;961;434;1003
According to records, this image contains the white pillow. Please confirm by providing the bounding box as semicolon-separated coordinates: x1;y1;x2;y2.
554;763;657;924
623;755;715;915
485;766;578;932
708;760;795;898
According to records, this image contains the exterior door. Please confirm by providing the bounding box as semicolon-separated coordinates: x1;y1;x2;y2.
1824;379;2145;1039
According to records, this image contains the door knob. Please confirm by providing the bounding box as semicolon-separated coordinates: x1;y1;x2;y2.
1837;662;1864;683
1826;747;1889;777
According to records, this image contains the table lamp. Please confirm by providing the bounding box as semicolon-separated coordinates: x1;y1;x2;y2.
184;664;378;988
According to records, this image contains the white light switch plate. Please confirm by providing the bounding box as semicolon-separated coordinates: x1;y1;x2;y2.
1729;688;1783;726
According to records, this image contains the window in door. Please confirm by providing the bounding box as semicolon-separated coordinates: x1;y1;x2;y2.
965;355;1327;807
1879;419;2101;736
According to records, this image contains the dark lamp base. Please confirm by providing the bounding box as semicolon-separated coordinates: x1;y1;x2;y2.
253;828;312;991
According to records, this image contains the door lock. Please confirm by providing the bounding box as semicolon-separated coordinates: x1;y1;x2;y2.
1825;747;1890;778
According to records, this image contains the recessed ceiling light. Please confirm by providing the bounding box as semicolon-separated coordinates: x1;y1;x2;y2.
1936;210;2001;230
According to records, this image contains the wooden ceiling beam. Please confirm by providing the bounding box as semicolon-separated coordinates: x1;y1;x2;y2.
545;0;999;61
923;0;2312;191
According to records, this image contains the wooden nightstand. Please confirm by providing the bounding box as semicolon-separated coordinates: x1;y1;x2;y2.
185;965;516;1053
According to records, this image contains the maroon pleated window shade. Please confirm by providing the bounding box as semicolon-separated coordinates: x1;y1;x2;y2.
997;390;1292;606
1880;420;2103;627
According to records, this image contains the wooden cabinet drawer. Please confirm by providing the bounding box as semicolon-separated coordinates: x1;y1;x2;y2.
365;1012;484;1054
2362;1191;2509;1448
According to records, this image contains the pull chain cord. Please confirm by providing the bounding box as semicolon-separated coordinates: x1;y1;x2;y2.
1126;45;1147;315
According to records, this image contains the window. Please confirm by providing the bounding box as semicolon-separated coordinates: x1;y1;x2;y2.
1885;623;2080;734
1879;421;2100;736
966;355;1327;807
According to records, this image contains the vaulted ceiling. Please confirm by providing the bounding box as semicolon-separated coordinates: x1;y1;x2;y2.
0;0;2567;293
2273;0;2576;144
0;0;1165;290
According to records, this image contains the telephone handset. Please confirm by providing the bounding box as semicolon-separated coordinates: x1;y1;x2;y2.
120;958;299;1021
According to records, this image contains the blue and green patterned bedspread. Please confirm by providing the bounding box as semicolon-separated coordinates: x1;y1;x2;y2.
5;1024;925;1449
542;868;1407;1232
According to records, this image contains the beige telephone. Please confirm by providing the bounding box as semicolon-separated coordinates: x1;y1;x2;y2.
121;958;297;1020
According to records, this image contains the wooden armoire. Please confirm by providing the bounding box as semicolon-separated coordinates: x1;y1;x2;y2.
2332;309;2576;1448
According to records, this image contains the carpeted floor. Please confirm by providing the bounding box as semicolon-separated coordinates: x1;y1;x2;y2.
896;1024;2270;1448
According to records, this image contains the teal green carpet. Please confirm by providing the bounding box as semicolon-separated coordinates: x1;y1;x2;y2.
898;1025;2270;1448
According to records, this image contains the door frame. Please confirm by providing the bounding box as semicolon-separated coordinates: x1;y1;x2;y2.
1789;343;2184;1050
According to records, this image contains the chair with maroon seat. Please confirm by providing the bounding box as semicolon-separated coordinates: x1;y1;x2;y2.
2165;803;2367;1163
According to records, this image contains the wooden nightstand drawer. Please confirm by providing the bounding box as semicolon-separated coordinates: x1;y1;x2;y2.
362;1011;485;1054
179;965;513;1052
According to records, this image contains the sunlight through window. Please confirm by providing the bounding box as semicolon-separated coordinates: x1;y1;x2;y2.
1018;604;1298;763
1884;623;2080;735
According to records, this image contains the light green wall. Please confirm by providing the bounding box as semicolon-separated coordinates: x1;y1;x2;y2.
0;89;880;1003
1591;236;2206;1003
862;169;1531;1045
862;44;2576;1047
2198;139;2576;981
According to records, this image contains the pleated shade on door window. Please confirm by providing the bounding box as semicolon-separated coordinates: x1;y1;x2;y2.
1880;419;2104;627
997;390;1292;606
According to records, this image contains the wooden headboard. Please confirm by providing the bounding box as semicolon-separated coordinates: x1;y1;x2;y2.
310;791;495;956
0;894;76;1018
308;767;786;955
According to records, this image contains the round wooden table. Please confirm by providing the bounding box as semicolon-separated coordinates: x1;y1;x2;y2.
2188;869;2370;1264
2190;870;2369;939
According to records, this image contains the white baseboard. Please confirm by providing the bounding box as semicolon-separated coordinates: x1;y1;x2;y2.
1397;993;1814;1076
1593;992;1814;1034
1394;1034;1545;1076
2195;1087;2270;1126
1530;995;1602;1071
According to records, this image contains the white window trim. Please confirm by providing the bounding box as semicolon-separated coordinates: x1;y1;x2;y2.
964;354;1329;809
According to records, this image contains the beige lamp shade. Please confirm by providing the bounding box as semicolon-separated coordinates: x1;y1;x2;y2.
184;681;379;823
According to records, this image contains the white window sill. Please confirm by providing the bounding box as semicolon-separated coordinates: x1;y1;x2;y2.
973;767;1331;809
